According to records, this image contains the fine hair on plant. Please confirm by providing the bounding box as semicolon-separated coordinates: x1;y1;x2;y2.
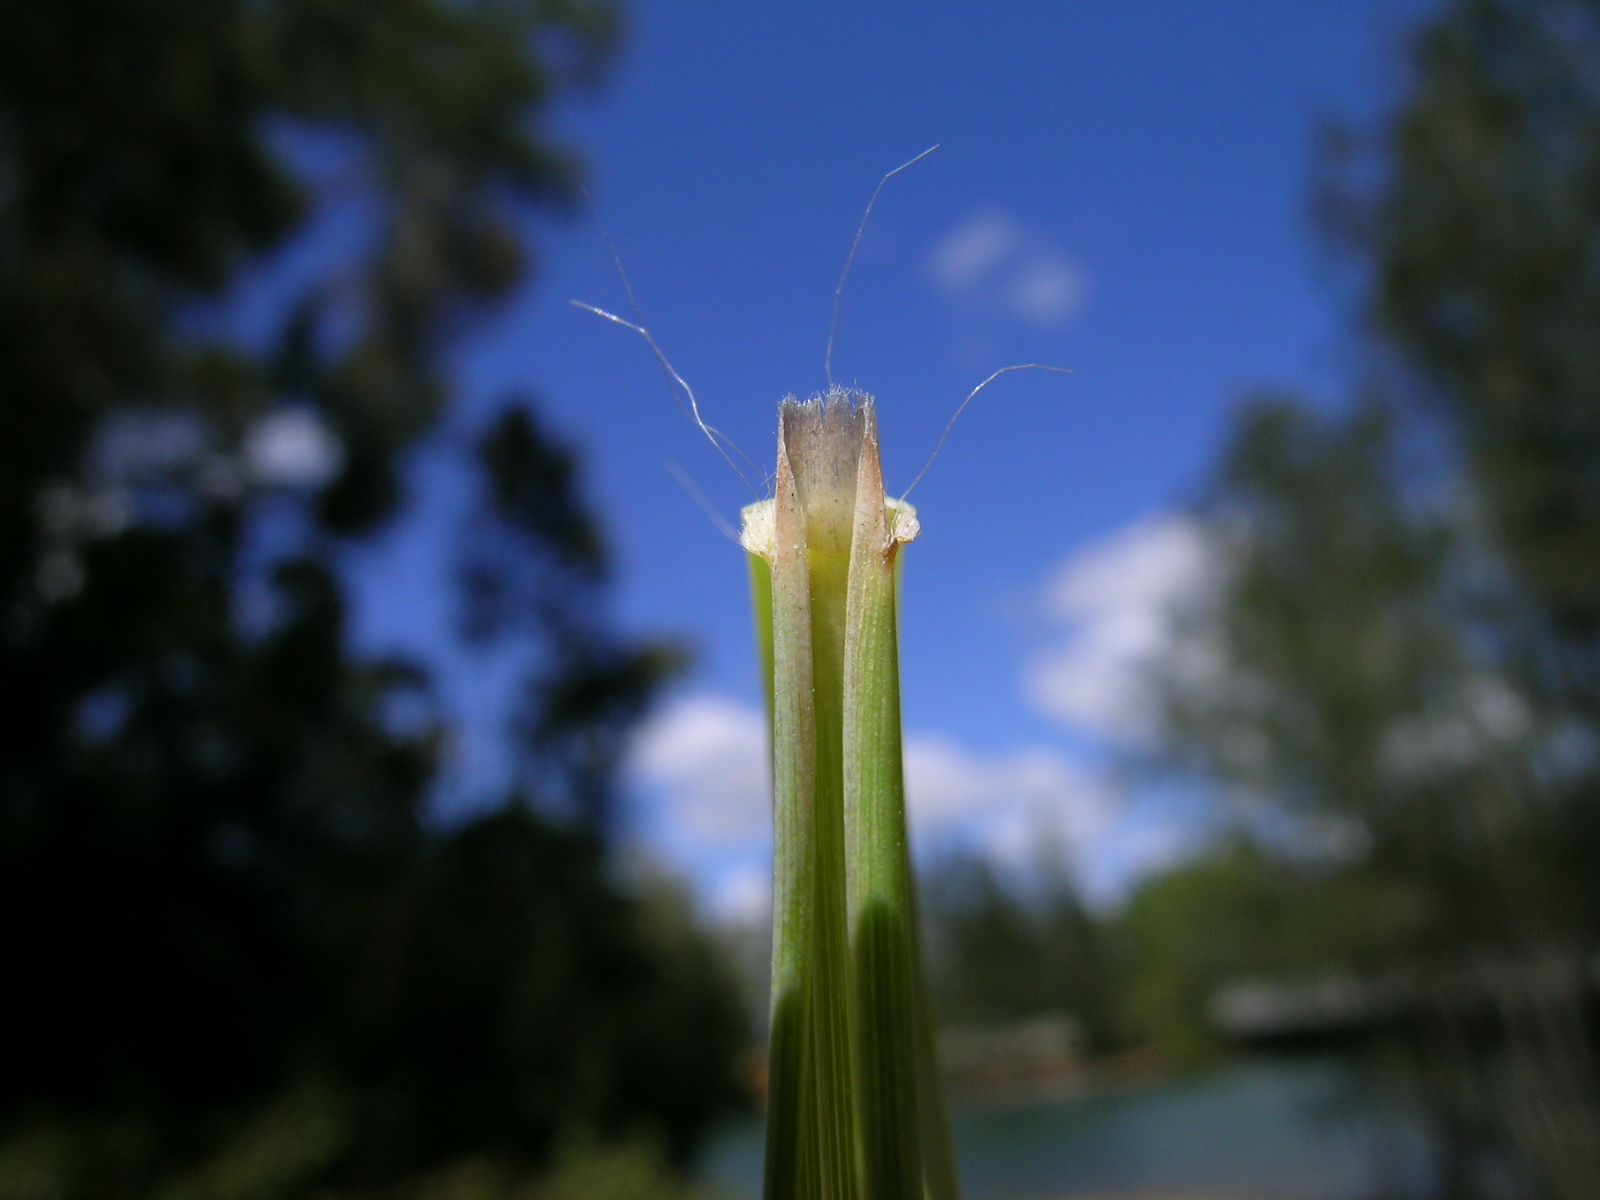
576;148;1067;1200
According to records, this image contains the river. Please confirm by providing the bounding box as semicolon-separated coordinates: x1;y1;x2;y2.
697;1057;1432;1199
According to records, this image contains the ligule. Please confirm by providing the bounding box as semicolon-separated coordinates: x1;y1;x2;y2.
742;391;957;1200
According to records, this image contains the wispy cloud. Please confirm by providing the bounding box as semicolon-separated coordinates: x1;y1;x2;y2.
928;211;1022;292
1007;257;1087;328
1027;513;1212;742
904;734;1109;867
927;208;1087;330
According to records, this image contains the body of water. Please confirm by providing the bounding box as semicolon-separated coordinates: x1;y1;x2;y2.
698;1057;1432;1199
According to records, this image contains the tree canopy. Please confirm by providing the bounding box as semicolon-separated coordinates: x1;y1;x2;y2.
0;3;745;1198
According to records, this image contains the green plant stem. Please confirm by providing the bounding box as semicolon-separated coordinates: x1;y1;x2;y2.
743;392;957;1200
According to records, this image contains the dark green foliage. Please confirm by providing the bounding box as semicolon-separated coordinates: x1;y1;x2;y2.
462;404;690;831
1368;0;1600;644
1113;840;1431;1068
922;855;1111;1050
0;2;745;1198
331;809;743;1175
474;408;608;585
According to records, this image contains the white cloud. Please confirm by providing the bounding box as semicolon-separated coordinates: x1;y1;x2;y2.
1028;513;1212;741
245;408;344;488
928;211;1022;292
628;693;768;844
904;734;1110;865
1007;258;1088;328
927;209;1088;330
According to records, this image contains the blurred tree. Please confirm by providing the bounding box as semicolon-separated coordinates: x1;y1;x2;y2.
1113;835;1430;1069
0;3;746;1199
1156;1;1600;1194
922;854;1112;1049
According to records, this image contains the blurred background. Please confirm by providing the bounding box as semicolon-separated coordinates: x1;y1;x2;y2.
5;1;1600;1198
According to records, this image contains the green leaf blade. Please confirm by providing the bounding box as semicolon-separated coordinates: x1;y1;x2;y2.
844;410;946;1200
746;393;956;1200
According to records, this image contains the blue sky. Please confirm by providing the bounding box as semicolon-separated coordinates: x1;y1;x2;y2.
341;0;1436;918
